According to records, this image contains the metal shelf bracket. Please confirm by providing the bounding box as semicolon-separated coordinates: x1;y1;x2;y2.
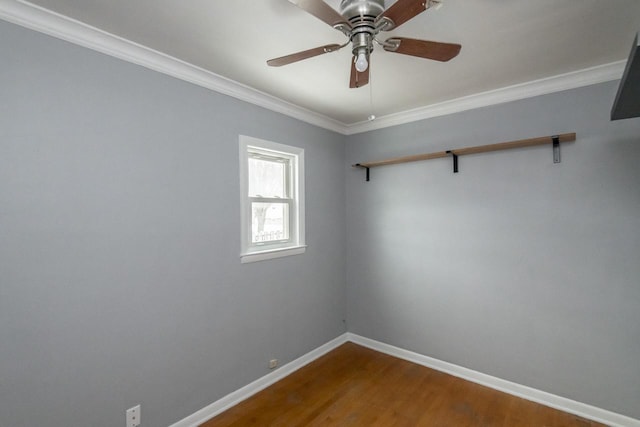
552;135;561;163
355;164;370;181
446;151;459;173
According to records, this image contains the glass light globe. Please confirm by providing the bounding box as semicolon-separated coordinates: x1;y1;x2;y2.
355;52;368;72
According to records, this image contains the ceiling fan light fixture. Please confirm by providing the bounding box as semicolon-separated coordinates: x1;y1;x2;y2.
355;50;369;72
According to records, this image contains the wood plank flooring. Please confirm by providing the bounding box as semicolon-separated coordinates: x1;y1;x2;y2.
202;342;605;426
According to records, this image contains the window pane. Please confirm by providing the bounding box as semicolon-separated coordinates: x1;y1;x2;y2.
251;202;289;243
248;157;287;198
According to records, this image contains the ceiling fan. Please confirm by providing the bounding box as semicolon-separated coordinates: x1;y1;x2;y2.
267;0;462;88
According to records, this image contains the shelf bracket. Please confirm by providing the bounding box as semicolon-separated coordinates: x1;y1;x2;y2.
552;135;561;164
446;151;459;173
355;164;370;181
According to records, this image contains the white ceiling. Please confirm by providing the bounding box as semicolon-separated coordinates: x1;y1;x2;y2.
8;0;640;126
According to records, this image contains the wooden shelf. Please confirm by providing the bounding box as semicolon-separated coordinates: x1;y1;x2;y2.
353;133;576;176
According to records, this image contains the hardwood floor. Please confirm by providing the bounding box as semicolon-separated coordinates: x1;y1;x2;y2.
202;342;605;426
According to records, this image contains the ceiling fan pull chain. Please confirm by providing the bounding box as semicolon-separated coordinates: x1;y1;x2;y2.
368;66;376;121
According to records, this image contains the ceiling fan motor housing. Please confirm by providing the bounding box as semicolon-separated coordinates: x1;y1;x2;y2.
339;0;385;20
340;0;385;56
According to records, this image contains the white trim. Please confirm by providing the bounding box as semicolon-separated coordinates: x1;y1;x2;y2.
168;332;640;427
346;333;640;427
168;333;349;427
0;0;346;134
239;135;305;262
345;61;626;134
0;0;626;135
240;245;306;264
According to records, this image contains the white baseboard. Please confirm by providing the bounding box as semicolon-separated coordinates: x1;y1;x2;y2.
169;332;639;427
168;333;349;427
347;333;640;427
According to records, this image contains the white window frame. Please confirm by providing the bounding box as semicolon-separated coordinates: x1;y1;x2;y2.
239;135;305;263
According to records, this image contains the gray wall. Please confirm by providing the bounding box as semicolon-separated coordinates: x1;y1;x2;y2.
0;21;346;427
346;81;640;419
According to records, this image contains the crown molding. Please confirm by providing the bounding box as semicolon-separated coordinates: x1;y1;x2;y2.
345;61;626;135
0;0;348;134
0;0;626;136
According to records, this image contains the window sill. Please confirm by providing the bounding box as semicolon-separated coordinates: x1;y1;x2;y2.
240;245;307;264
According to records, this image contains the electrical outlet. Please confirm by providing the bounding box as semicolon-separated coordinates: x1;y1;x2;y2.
269;359;278;369
126;404;141;427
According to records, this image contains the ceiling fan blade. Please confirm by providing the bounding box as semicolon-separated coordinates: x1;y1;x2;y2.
349;57;370;88
267;44;342;67
288;0;349;27
383;38;461;62
377;0;427;30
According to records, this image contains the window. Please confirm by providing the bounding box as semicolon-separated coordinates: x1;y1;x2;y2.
239;136;305;263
